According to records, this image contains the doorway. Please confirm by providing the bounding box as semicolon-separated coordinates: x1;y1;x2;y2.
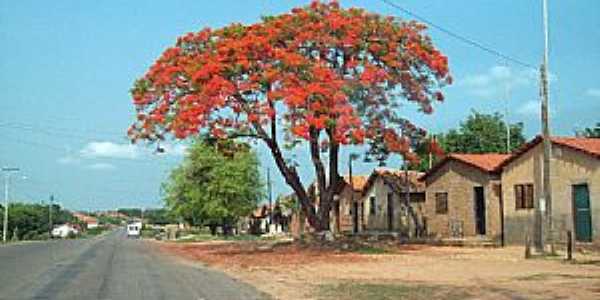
353;202;359;234
573;184;592;242
474;186;486;235
387;193;394;231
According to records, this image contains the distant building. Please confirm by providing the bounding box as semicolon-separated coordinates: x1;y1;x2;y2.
72;212;99;229
51;224;79;238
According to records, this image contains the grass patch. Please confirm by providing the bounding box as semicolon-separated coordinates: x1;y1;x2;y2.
354;245;389;255
175;233;262;242
515;273;600;281
317;282;471;300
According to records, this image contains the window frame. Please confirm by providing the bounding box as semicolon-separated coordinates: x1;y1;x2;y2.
514;183;534;210
435;192;448;214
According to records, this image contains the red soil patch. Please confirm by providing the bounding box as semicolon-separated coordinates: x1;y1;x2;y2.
158;241;371;269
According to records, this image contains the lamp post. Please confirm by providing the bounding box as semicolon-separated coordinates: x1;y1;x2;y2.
2;167;20;243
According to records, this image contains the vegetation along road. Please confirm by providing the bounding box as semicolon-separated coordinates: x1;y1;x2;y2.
0;229;269;300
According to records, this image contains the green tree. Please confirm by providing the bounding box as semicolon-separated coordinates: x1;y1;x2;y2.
439;111;525;154
1;202;75;241
162;140;263;234
577;122;600;138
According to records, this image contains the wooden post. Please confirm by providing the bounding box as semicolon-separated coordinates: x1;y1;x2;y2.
525;234;531;259
566;230;573;261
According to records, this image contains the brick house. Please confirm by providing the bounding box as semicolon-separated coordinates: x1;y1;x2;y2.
500;136;600;245
359;168;426;236
422;154;510;243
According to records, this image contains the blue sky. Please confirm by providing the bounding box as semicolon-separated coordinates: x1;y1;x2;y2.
1;0;598;211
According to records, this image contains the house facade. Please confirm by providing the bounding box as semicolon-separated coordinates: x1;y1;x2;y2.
330;175;368;233
359;168;426;236
423;154;509;243
501;137;600;245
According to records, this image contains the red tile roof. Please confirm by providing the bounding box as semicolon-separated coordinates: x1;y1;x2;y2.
449;154;512;172
423;153;511;180
342;175;369;191
499;136;600;168
551;137;600;158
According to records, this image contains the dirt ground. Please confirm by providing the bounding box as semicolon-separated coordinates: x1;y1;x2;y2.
158;240;600;300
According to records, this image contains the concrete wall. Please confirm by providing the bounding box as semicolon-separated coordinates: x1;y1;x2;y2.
502;143;600;244
424;160;502;242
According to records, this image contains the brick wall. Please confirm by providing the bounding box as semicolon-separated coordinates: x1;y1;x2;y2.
424;160;502;242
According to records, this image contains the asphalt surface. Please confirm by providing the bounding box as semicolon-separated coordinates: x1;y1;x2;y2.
0;229;269;300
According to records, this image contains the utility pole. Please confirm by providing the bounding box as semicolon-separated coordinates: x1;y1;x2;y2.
2;167;19;243
49;195;54;236
267;168;272;231
348;153;359;234
538;0;553;253
504;63;512;153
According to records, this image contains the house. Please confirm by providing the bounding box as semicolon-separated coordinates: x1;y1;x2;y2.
500;136;600;245
330;175;368;233
72;212;99;229
51;224;79;238
248;202;291;235
422;153;510;243
358;168;426;236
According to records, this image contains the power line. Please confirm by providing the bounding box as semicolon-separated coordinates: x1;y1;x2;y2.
379;0;538;70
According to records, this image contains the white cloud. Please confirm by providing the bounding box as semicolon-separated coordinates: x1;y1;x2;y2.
80;142;140;159
517;100;540;116
460;65;538;99
586;88;600;98
57;155;80;165
86;163;116;171
516;99;557;117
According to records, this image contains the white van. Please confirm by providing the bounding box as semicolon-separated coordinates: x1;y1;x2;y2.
127;222;142;238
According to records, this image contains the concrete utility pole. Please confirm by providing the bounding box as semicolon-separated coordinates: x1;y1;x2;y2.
2;167;20;243
504;63;512;153
348;153;359;233
49;195;54;236
538;0;553;253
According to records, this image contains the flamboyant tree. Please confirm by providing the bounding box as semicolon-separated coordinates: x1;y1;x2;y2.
129;1;451;231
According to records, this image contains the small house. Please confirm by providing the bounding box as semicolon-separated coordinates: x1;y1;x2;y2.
422;154;510;243
359;168;426;236
500;136;600;244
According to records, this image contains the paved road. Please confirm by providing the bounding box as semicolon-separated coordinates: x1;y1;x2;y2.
0;229;269;300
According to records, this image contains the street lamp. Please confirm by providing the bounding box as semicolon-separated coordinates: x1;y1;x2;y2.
2;167;20;243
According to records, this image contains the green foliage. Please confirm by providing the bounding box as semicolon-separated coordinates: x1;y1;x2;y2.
577;122;600;138
438;111;525;154
162;140;263;228
0;202;75;241
143;208;177;225
117;208;142;218
97;215;123;226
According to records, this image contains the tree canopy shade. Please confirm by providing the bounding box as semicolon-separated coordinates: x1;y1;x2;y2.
162;140;262;231
129;1;451;230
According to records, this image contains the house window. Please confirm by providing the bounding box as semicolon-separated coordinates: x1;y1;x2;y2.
515;184;534;209
369;196;376;215
435;192;448;214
